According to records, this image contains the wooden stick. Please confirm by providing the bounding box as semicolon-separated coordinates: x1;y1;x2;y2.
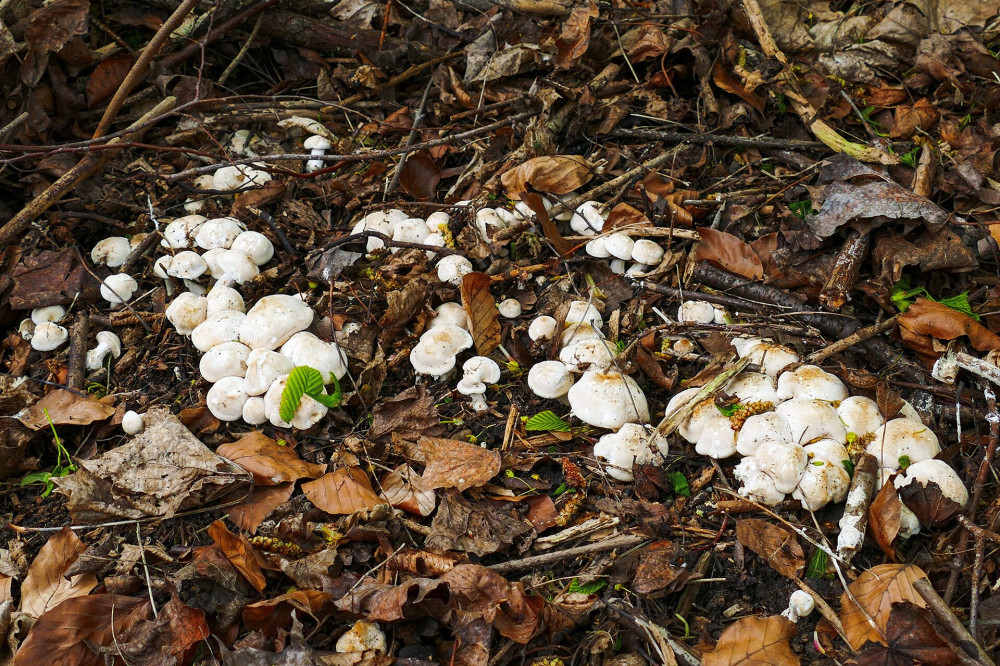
819;229;871;310
488;533;646;573
806;316;898;364
913;578;998;666
66;314;91;391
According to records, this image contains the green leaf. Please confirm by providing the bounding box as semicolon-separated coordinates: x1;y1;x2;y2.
898;454;911;470
525;410;571;432
939;292;978;321
717;403;741;417
20;472;52;487
805;548;830;579
568;578;607;595
280;366;340;423
667;471;691;497
842;459;855;477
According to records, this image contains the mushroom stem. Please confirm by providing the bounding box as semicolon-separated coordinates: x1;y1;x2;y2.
835;452;878;565
932;348;1000;389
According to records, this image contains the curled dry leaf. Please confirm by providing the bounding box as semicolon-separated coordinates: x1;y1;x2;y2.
712;61;766;115
418;436;501;491
702;615;800;666
19;527;97;618
500;155;592;197
302;467;385;515
226;482;295;534
461;272;502;356
869;481;902;559
519;191;574;256
368;385;444;442
853;601;963;666
890;98;939;139
398;150;441;201
243;589;333;637
695;228;765;280
18;389;115;430
898;297;1000;352
217;431;326;485
735;519;804;579
632;540;683;595
896;480;963;527
810;181;949;240
839;563;929;650
208;520;267;593
553;2;598;69
381;464;436;516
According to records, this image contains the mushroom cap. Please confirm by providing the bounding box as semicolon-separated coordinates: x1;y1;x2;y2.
31;305;65;324
160;215;207;248
242;396;268;425
244;349;296;396
586;237;611;258
425;211;450;233
239;295;314;350
212;164;271;191
201;248;227;279
195;217;245;250
166;292;208;335
792;448;851;510
785;591;815;620
200;341;251;382
775;398;847;445
18;319;34;340
559;338;615;373
463;356;501;384
734;456;785;506
335;620;387;654
567;371;649;430
561;323;604;349
735;339;800;377
898;502;922;538
86;331;123;370
837;396;885;438
100;274;138;304
230;231;274;266
569;201;606;235
805;439;850;467
754;440;808;493
498;299;522;319
604;233;635;261
423;233;445;258
303;134;332;150
192;311;246;352
216;249;259;284
677;300;716;324
153;255;173;279
91;237;131;267
31;322;68;351
867;418;941;470
391;218;429;248
736;411;792;456
667;388;717;443
527;361;574;399
776;365;849;402
430;302;471;331
528;315;557;342
593;423;667;482
894;459;968;508
280;331;348;384
165;251;208;279
436;255;473;286
695;414;738;458
565;301;603;329
475;208;505;241
410;324;473;377
725;372;779;404
121;410;145;435
263;374;329;429
631;239;664;265
206;285;245;316
206;376;249;421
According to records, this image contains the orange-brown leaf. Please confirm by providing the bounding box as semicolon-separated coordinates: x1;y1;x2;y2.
869;481;901;559
398;150;441;201
702;615;800;666
712;61;766;115
302;467;385;515
500;155;592;197
217;432;326;485
519;192;574;256
461;272;501;356
898;297;1000;352
839;563;928;650
695;228;764;280
243;589;333;636
735;519;804;579
207;520;267;593
226;482;295;533
381;464;436;516
19;389;115;430
86;54;133;108
890;99;939;139
604;202;652;230
20;527;97;618
418;436;501;491
553;3;598;68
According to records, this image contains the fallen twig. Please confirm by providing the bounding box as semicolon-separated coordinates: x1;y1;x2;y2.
488;532;646;573
806;316;898;364
819;229;871;311
913;577;997;666
608;128;826;151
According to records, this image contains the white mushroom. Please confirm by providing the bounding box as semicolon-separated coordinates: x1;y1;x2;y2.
215;249;259;285
165;251;208;280
725;372;779;404
430;302;471;331
212;164;271;191
695;414;738;458
734;456;785;506
567;371;649;429
527;361;574;399
201;248;227;279
166;292;207;335
18;319;34;340
31;322;68;351
230;231;274;266
85;331;122;371
867;418;941;470
565;301;603;328
498;299;522;318
561;323;604;349
894;459;968;509
475;208;505;241
559;338;615;373
677;300;716;324
456;356;501;411
733;338;801;377
244;349;296;396
31;305;65;324
754;440;808;494
206;376;249;421
735;412;792;456
160;215;207;249
195;217;245;250
335;620;387;654
121;410;145;435
352;211;393;252
436;255;473;287
609;259;626;274
100;274;138;304
206;285;245;316
593;423;668;482
528;316;557;342
425;211;449;234
391;218;429;250
239;295;314;350
569;201;606;235
792;440;851;510
776;365;849;403
91;237;131;267
191;311;247;352
630;239;664;266
666;389;717;443
200;341;251;382
304;134;332;172
625;263;649;277
782;591;815;623
586;237;611;258
604;233;635;261
263;374;329;429
837;396;885;438
775;398;847;445
423;233;445;259
280;332;348;384
242;396;268;425
409;324;474;377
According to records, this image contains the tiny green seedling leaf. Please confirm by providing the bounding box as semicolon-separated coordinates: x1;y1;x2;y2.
524;410;571;432
891;276;979;320
280;366;342;423
842;459;855;477
805;548;831;579
667;471;691;497
568;578;607;595
898;454;911;470
717;403;741;418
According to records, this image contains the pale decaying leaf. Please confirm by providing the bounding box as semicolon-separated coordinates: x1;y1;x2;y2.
381;464;436;516
735;519;804;579
302;467;386;515
500;155;593;197
55;407;253;523
839;563;929;650
702;615;800;666
19;528;97;618
18;389;115;430
418;436;501;492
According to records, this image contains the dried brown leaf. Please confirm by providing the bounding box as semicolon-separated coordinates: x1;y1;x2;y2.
208;520;267;593
898;297;1000;352
381;464;436;516
20;0;90;87
19;389;115;430
461;272;501;356
695;228;764;280
702;615;799;666
217;432;326;485
735;519;804;579
712;61;766;115
897;480;963;527
890;99;939;139
519;191;574;256
418;436;501;491
839;563;928;650
19;528;97;618
243;589;333;636
810;181;949;239
618;23;672;61
869;481;901;559
398;151;441;201
367;385;444;441
226;483;295;534
604;202;651;230
427;490;533;556
632;540;682;594
853;601;963;666
85;53;132;108
553;2;598;68
104;593;209;666
500;155;592;197
177;405;220;435
7;249;96;310
302;467;385;515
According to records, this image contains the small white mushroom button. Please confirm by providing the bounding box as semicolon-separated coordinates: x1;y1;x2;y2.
528;316;557;342
206;376;250;421
498;299;522;318
604;233;634;261
630;239;664;265
86;331;122;371
31;322;68;351
100;274;138;304
31;305;65;324
121;410;145;435
567;371;649;430
527;361;574;399
230;231;274;266
436;255;473;287
200;341;251;382
91;237;131;267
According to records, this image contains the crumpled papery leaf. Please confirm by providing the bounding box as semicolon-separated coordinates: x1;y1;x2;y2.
554;3;598;68
418;436;501;491
897;480;964;527
18;389;115;430
839;563;929;650
702;615;800;666
617;23;673;61
500;155;592;198
226;483;295;533
302;467;385;515
461;272;502;356
869;481;902;559
439;564;543;643
854;601;964;666
333;576;451;621
208;520;267;593
93;593;209;666
367;385;444;442
426;490;533;557
14;594;151;666
695;228;765;280
19;0;90;87
19;528;97;618
217;431;326;485
890;98;939;139
898;297;1000;352
54;406;253;523
735;519;804;579
381;464;436;516
810;180;949;239
243;589;333;637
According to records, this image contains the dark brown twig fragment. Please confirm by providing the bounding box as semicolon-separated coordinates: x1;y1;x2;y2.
913;577;998;666
819;229;871;310
66;315;91;391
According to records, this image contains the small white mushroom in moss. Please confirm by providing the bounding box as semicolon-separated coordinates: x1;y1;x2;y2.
191;311;247;352
457;356;501;411
567;371;649;429
195;217;245;250
263;374;329;429
866;418;941;470
498;299;522;319
436;255;473;287
410;324;474;377
230;231;274;266
782;591;815;623
776;365;848;402
528;315;557;342
165;251;208;280
593;423;668;482
91;237;131;267
335;620;387;654
86;331;122;371
101;274;138;304
239;295;314;350
565;301;603;328
244;349;296;396
631;239;664;266
430;302;471;331
206;285;245;316
837;396;885;438
586;237;611;258
166;292;207;335
695;414;738;458
121;410;145;435
206;376;249;421
161;215;207;248
678;300;716;324
775;398;847;445
242;396;268;425
31;322;68;351
527;361;574;399
894;459;969;510
200;341;251;382
736;412;792;456
734;456;785;506
280;332;348;384
31;305;65;324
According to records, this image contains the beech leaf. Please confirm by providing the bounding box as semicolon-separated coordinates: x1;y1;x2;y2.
418;436;501;491
695;228;765;280
19;527;97;618
217;431;326;485
500;155;592;197
461;272;501;356
302;467;385;515
207;520;267;593
869;481;902;559
839;563;929;650
702;615;800;666
735;519;804;579
898;297;1000;352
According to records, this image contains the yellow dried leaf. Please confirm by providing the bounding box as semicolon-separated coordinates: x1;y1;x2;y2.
702;615;799;666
